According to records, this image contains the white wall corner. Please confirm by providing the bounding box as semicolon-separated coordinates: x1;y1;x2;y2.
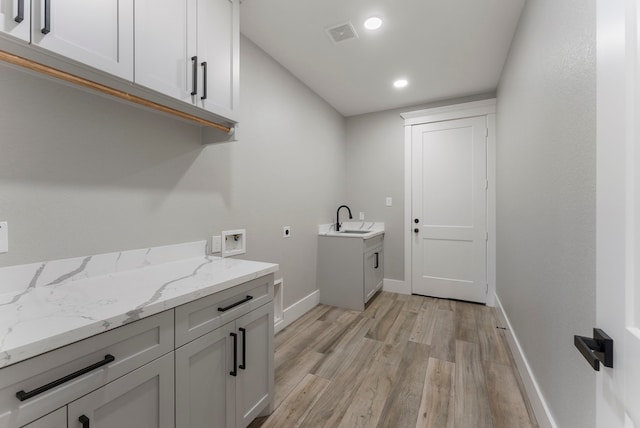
495;295;557;428
383;278;410;295
275;289;320;334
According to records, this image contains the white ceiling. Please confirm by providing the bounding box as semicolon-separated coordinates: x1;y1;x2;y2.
240;0;525;117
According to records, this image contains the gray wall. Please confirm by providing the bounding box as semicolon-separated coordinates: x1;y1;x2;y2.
0;36;346;309
345;93;494;282
496;0;596;426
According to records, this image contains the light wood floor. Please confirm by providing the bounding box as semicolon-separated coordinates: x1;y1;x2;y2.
249;291;538;428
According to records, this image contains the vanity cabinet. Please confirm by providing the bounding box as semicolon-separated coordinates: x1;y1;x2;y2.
318;234;385;311
21;407;66;428
0;0;31;42
175;274;274;428
31;0;134;80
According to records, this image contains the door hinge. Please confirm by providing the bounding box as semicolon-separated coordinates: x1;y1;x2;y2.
485;128;489;137
485;232;489;241
485;179;489;190
486;283;489;294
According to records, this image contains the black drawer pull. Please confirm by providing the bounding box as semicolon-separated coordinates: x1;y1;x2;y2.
16;354;115;401
201;61;208;100
374;252;379;269
15;0;24;23
239;327;247;370
79;415;90;428
230;332;238;376
190;56;198;96
218;295;253;312
42;0;51;34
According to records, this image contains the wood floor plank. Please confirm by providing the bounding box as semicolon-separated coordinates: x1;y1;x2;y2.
409;303;436;345
258;373;330;428
273;349;325;408
475;306;511;365
484;361;534;428
365;299;403;342
455;301;480;343
455;340;494;428
275;305;331;348
300;338;382;427
437;298;456;311
429;309;456;362
416;358;455;428
363;292;395;320
376;341;431;428
275;320;332;371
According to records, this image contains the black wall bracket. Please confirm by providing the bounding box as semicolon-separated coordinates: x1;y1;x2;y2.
574;328;614;371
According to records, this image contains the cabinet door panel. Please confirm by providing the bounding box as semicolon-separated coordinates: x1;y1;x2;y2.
0;0;30;42
31;0;133;80
236;304;274;426
135;0;195;102
196;0;238;120
67;353;174;428
175;323;235;428
364;247;384;302
21;407;66;428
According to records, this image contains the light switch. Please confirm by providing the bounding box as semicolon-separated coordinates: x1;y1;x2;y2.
211;236;221;253
0;222;7;253
385;197;393;207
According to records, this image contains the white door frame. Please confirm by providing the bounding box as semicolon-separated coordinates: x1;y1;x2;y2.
401;99;497;306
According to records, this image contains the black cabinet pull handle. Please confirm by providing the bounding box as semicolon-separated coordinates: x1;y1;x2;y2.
200;61;207;100
374;252;379;269
239;327;247;370
79;415;90;428
42;0;51;34
15;0;24;23
190;56;198;96
16;354;115;401
574;328;614;371
218;295;253;312
230;332;238;376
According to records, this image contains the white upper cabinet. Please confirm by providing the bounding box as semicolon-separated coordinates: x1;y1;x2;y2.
0;0;30;42
31;0;134;80
135;0;195;103
195;0;239;120
135;0;239;122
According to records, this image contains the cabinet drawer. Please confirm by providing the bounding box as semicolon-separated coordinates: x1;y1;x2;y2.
0;311;173;428
175;274;274;347
364;234;384;252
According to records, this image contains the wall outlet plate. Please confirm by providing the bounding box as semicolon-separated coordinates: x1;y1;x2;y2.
211;235;222;253
283;226;291;238
221;229;246;257
0;222;7;253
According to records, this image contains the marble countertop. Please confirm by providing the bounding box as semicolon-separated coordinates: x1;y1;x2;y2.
318;222;385;239
0;241;278;369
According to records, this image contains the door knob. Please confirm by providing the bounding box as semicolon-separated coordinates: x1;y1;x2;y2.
574;328;613;371
414;228;419;233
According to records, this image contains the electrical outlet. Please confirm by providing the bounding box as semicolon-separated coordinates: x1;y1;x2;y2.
359;212;365;220
0;222;7;253
211;235;221;253
283;226;291;238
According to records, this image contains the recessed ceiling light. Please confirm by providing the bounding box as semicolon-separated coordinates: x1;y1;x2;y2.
364;17;382;30
393;79;408;88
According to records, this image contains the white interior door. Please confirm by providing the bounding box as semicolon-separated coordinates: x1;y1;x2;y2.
595;1;640;426
411;116;487;303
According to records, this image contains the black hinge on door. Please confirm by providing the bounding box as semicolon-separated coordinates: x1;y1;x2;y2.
574;328;613;371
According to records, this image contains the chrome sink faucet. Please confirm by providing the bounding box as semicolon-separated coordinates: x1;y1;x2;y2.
336;205;352;231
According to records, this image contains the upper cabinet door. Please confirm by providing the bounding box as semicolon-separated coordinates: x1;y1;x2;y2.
196;0;239;121
0;0;31;42
135;0;195;103
31;0;134;80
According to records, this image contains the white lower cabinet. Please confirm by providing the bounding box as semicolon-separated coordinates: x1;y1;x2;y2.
21;407;66;428
175;302;274;428
67;353;174;428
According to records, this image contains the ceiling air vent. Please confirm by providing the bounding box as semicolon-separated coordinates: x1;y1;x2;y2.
326;22;359;44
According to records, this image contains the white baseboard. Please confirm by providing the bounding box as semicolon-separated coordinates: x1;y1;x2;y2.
382;278;410;295
495;295;557;428
275;289;320;334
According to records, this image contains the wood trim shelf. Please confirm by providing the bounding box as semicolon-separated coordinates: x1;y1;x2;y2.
0;49;233;134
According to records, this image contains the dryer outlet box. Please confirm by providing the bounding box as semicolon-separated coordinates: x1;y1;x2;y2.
222;229;246;257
